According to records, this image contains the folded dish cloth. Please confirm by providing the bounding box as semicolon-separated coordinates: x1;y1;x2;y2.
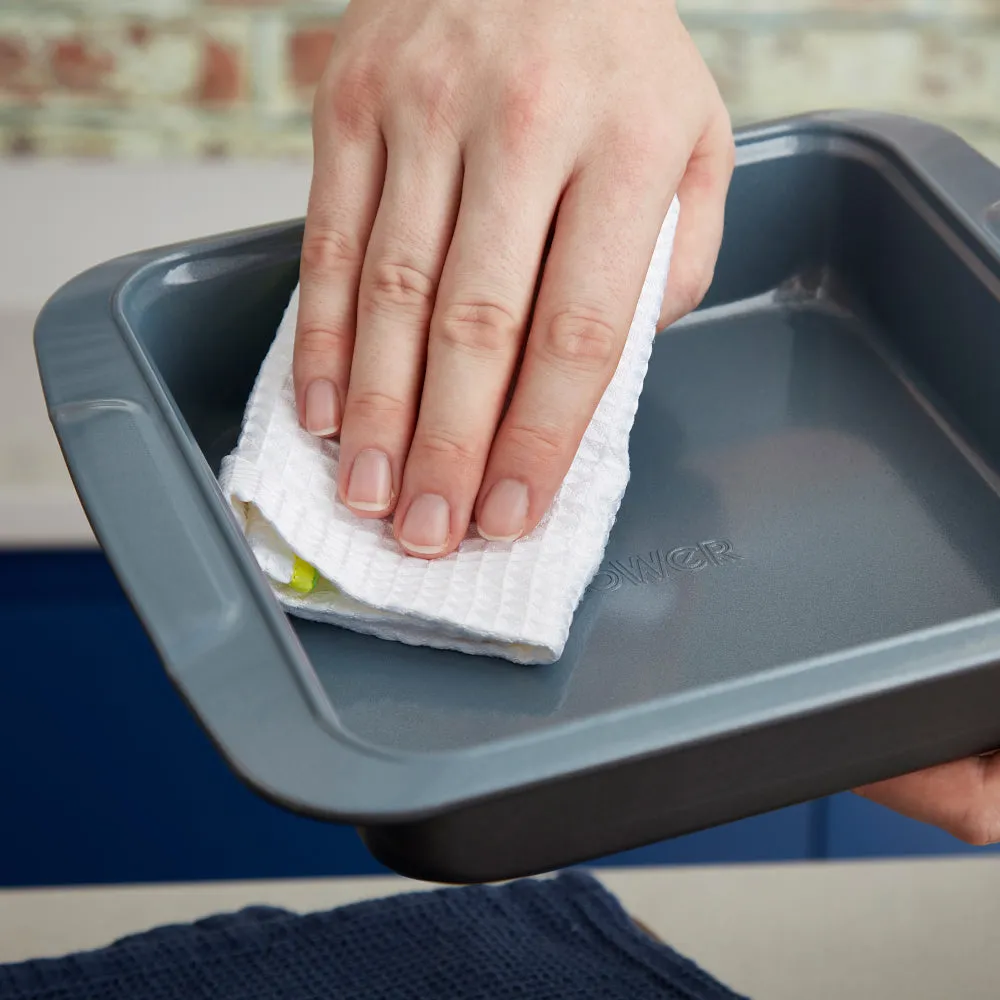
0;872;747;1000
219;197;679;664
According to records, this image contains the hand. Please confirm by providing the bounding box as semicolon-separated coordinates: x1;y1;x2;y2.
856;753;1000;846
295;0;733;558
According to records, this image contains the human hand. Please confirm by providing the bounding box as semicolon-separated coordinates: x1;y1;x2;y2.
295;0;733;558
856;753;1000;845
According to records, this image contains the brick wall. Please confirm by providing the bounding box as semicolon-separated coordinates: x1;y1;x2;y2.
1;0;998;162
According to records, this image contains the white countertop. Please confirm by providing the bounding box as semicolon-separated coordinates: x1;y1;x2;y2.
3;859;1000;1000
0;159;312;548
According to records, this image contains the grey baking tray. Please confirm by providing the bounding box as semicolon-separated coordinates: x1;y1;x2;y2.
35;112;1000;882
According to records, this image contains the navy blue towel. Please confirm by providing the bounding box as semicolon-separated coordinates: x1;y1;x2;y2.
0;871;748;999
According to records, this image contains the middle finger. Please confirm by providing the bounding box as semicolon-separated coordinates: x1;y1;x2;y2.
393;138;568;557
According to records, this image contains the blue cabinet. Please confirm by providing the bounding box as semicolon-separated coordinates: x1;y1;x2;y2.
0;551;389;885
599;801;821;867
0;551;985;886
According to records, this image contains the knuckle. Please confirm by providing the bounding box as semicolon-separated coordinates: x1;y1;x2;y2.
496;66;557;155
325;59;382;137
300;228;362;279
435;300;520;358
501;420;566;467
607;118;664;171
594;127;667;194
407;62;461;132
296;320;352;359
414;427;480;467
364;259;436;316
538;309;621;372
347;388;409;424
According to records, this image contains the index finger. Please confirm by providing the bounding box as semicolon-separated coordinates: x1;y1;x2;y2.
293;110;386;437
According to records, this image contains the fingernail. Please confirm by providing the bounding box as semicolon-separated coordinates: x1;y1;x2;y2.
304;379;340;437
477;479;528;542
399;494;450;555
346;449;392;512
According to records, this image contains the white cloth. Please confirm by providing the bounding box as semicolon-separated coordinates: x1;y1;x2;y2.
219;197;679;664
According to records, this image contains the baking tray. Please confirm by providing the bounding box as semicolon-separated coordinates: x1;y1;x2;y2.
35;112;1000;882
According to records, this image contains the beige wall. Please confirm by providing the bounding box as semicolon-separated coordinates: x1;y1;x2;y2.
1;1;998;162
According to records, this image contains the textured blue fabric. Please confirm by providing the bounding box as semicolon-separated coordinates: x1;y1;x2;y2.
0;871;748;999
